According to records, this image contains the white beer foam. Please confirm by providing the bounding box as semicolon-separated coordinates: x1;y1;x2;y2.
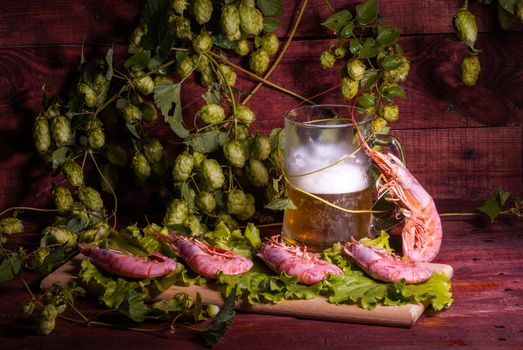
286;144;369;194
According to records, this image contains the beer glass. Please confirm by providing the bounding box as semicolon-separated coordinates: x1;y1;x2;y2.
282;105;403;251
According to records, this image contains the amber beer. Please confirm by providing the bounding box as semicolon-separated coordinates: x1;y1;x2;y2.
282;184;373;251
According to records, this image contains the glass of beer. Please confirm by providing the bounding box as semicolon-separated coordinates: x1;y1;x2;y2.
282;104;402;251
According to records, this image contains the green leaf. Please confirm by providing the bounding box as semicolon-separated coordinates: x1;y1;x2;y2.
37;247;67;274
499;0;516;14
359;69;382;91
376;25;401;46
140;0;173;60
339;22;354;38
181;182;195;208
356;0;378;25
264;197;297;210
349;39;362;55
357;93;376;108
119;289;151;322
256;0;283;17
184;130;228;153
358;38;378;59
154;83;190;139
382;85;406;99
0;252;22;283
213;33;235;50
202;88;221;105
193;292;205;322
254;35;264;49
105;47;114;81
151;292;193;314
244;223;261;250
359;231;393;252
322;10;352;32
402;272;453;311
263;17;282;33
67;215;90;233
124;51;152;72
380;54;403;70
199;290;236;347
478;189;511;223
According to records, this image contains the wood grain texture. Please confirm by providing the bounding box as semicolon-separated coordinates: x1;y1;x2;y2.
2;219;523;349
0;0;516;47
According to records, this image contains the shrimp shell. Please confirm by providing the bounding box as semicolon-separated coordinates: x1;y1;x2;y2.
257;236;343;285
155;233;254;279
78;243;177;279
344;241;432;284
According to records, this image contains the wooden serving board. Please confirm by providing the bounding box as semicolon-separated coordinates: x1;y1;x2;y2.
41;255;453;328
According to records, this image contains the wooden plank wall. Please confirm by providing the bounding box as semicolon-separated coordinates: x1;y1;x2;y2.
0;0;521;218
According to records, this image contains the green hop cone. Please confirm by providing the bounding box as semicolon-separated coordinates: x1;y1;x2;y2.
105;145;128;167
216;212;239;231
381;104;399;123
154;75;173;85
239;2;263;36
206;304;220;319
100;164;118;193
132;152;151;180
262;33;280;56
236;193;255;221
49;115;72;147
128;23;147;54
226;189;247;215
234;39;250;56
122;104;142;124
193;54;210;73
193;32;213;53
133;71;155;96
0;217;24;234
83;117;103;131
29;247;50;270
202;159;225;190
78;186;104;211
461;55;481;86
172;16;193;41
163;199;189;225
62;160;84;187
497;4;517;30
223;140;249;168
198;103;226;125
249;48;270;74
245;159;269;187
217;64;237;88
143;138;164;163
235;104;255;126
173;152;195;182
184;214;202;235
93;73;109;106
200;66;217;87
453;9;478;48
341;77;359;100
41;226;77;247
194;0;213;24
192;151;205;168
518;2;523;22
320;51;336;69
77;83;97;108
176;57;194;79
371;117;388;133
222;4;241;42
33;116;51;153
384;56;410;82
38;304;57;335
140;102;158;122
195;191;216;213
230;123;250;141
54;186;74;213
347;59;366;81
88;127;105;149
250;135;271;160
334;46;347;59
22;301;35;317
172;0;188;14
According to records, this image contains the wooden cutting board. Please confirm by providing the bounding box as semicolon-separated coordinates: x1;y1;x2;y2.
41;255;453;328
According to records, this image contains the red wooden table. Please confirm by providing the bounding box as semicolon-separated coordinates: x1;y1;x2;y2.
1;0;522;348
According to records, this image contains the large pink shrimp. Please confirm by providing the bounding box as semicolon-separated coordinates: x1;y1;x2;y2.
257;236;343;284
154;232;254;279
344;240;432;284
353;115;442;262
78;243;178;279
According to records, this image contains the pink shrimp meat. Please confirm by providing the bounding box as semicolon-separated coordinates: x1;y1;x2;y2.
154;233;253;278
78;243;177;279
257;236;343;284
344;241;432;284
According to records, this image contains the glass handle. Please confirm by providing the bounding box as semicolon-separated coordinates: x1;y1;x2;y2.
372;134;406;165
